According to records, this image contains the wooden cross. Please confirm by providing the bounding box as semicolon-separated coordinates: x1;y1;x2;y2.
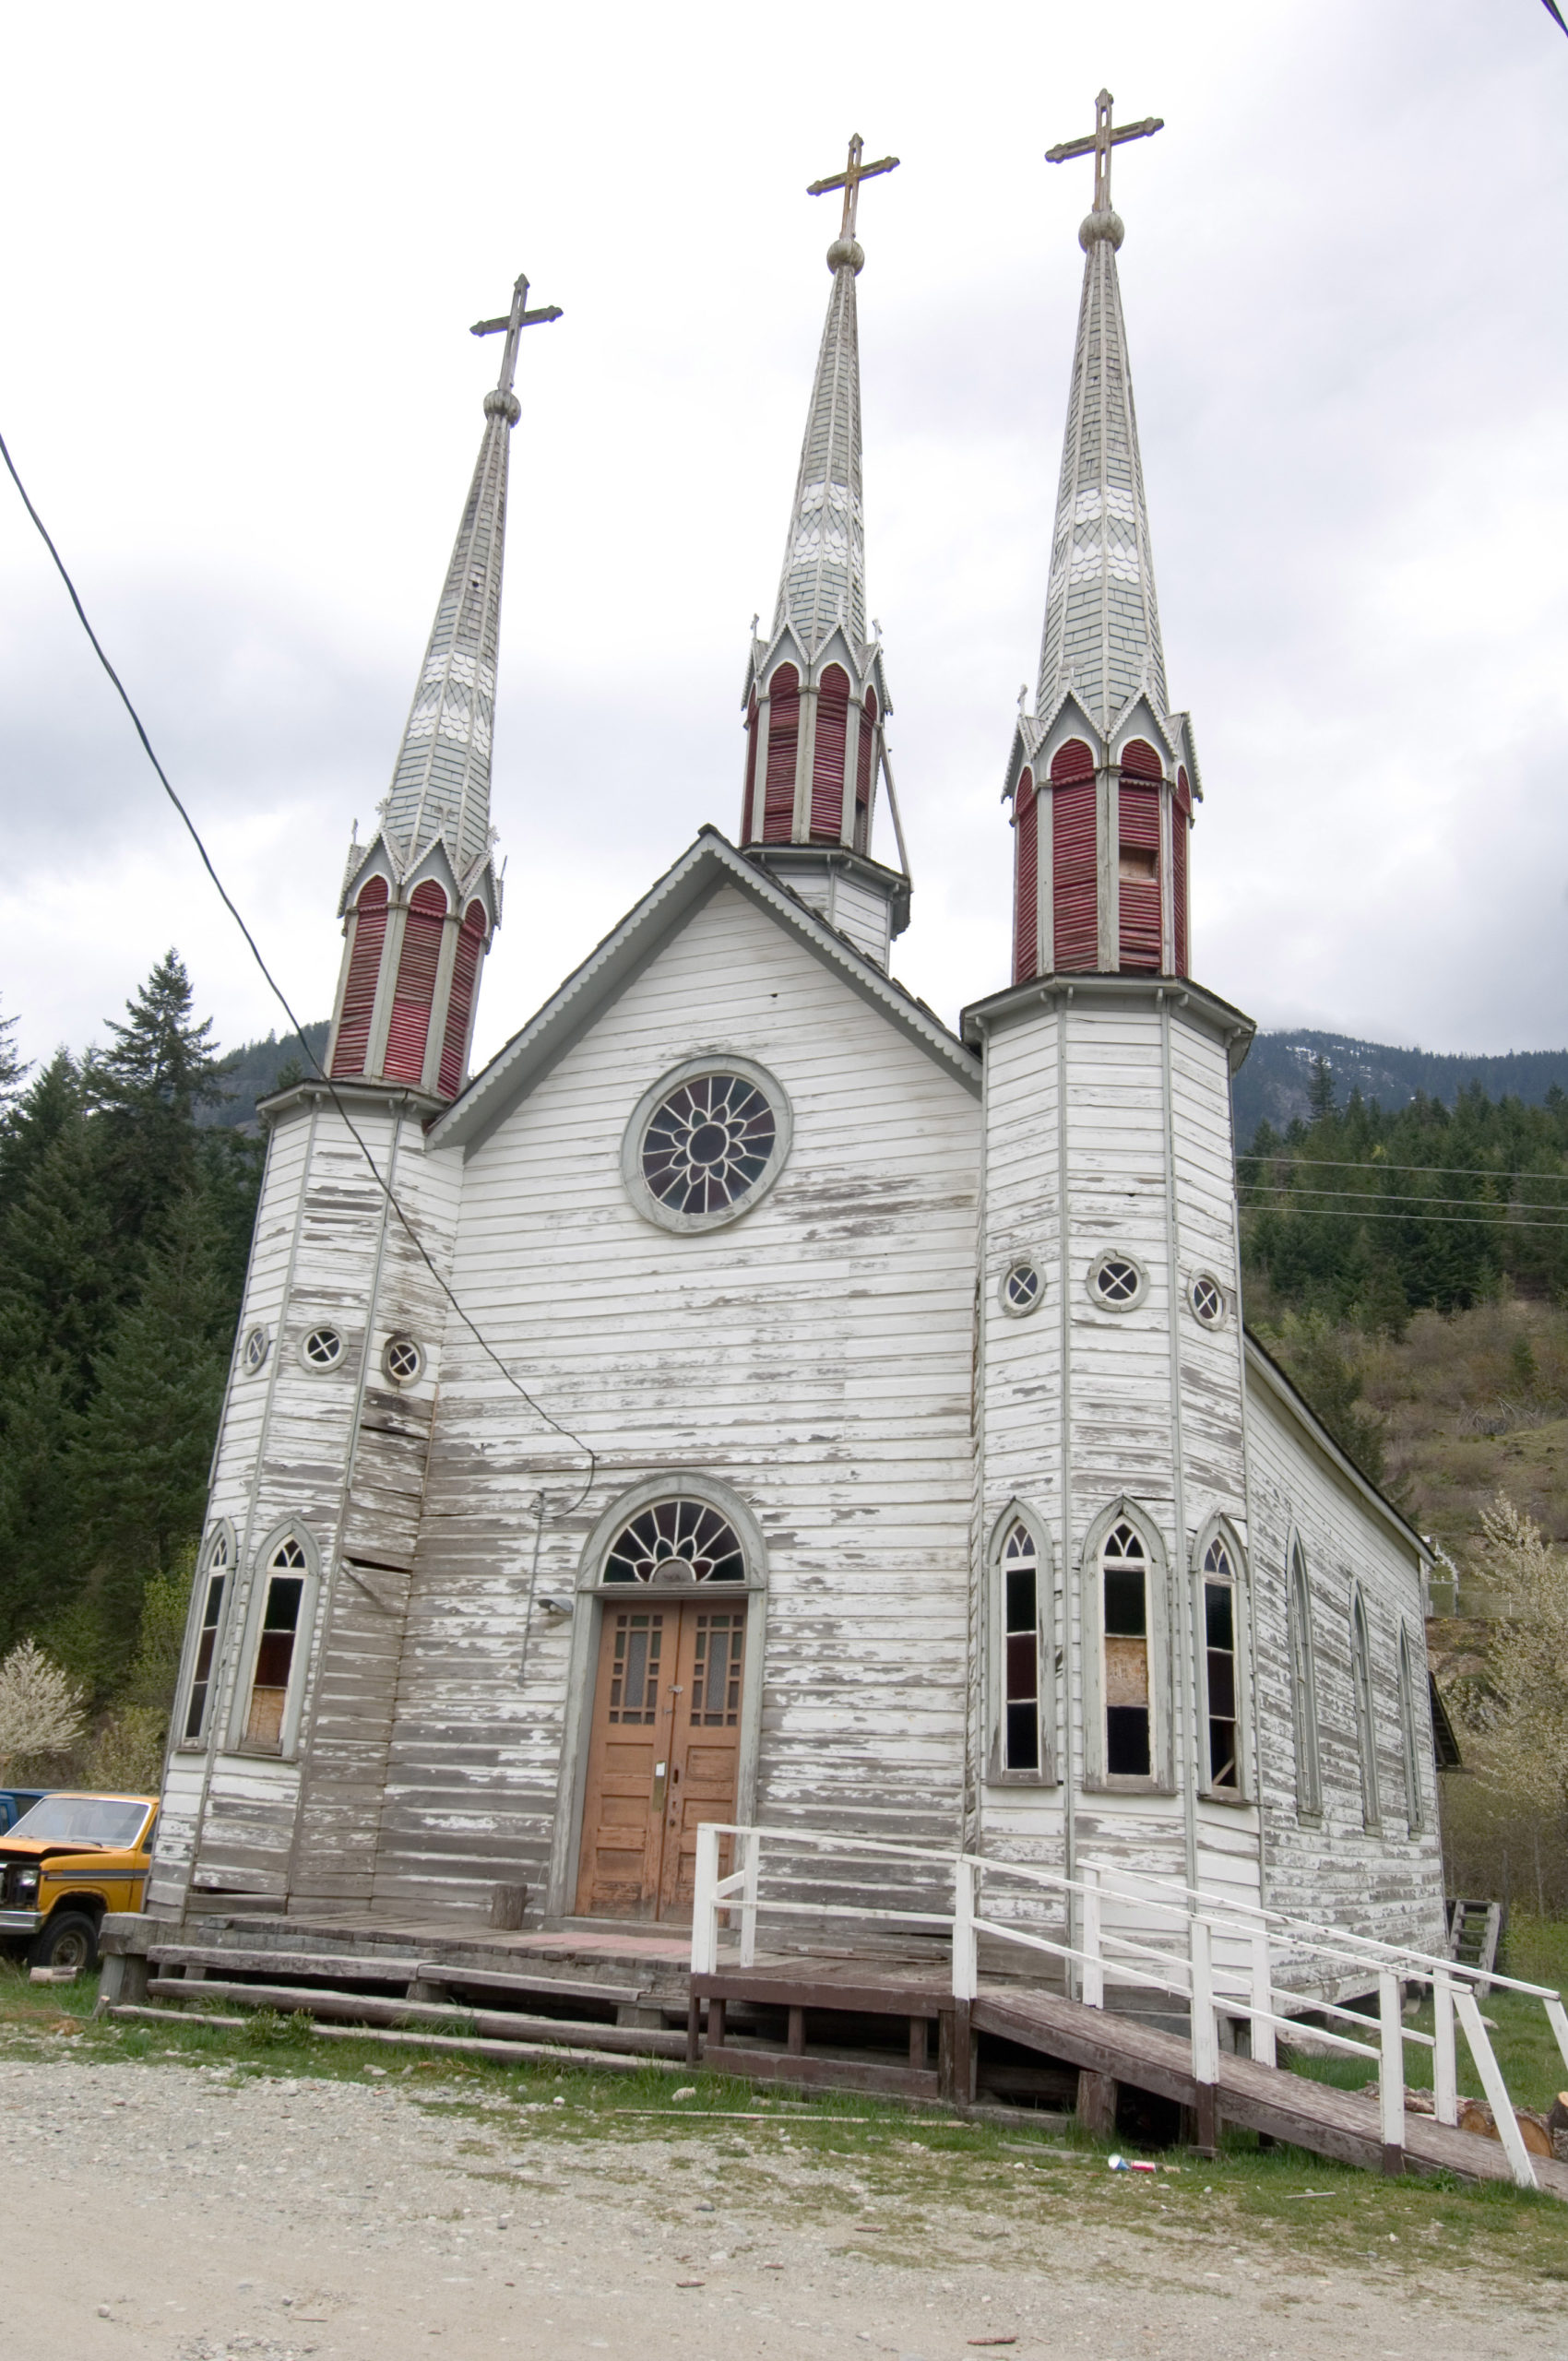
1045;89;1163;215
806;133;899;241
469;272;563;397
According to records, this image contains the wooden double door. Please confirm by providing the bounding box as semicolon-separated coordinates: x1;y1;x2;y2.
574;1595;746;1923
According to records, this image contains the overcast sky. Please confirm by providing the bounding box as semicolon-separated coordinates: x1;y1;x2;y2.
2;0;1565;1082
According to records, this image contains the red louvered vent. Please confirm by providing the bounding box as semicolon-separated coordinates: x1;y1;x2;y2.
437;900;487;1098
1050;740;1097;971
331;876;388;1076
1118;783;1161;971
1173;803;1190;977
854;686;877;855
811;665;850;841
385;880;448;1083
1012;769;1038;984
1120;737;1162;780
1175;764;1192;814
740;690;760;845
762;664;800;842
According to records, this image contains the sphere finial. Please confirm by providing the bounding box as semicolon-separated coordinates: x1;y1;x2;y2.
826;235;865;274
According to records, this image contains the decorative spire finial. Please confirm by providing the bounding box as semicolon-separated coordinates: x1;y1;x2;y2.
807;133;899;273
470;271;564;423
1045;88;1163;248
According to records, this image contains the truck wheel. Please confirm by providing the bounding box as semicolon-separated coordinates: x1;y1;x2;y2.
30;1912;100;1974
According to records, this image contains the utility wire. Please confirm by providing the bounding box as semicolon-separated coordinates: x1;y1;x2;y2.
0;422;597;1511
1240;1196;1568;1233
1238;1152;1568;1186
1241;1180;1568;1215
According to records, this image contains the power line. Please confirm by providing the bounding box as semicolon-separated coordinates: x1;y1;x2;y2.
1238;1152;1568;1187
0;422;597;1511
1241;1180;1563;1216
1241;1194;1568;1234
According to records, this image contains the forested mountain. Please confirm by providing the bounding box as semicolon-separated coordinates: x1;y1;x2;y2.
197;1021;329;1134
1231;1030;1568;1145
0;957;264;1708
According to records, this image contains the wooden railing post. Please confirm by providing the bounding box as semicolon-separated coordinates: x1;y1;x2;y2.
1081;1866;1103;2010
1249;1926;1276;2069
691;1823;721;1976
1189;1916;1219;2154
1378;1968;1405;2174
739;1828;760;1969
1454;1984;1538;2189
1543;1992;1568;2080
952;1856;978;2001
1431;1965;1457;2127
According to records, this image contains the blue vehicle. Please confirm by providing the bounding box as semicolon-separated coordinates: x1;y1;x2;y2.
0;1791;48;1835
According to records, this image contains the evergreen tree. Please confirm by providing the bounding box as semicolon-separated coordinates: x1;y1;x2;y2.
1307;1053;1337;1121
0;994;27;1127
88;950;221;1250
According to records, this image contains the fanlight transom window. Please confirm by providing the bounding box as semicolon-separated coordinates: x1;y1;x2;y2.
640;1073;777;1218
603;1500;745;1586
1201;1536;1240;1791
1102;1520;1151;1777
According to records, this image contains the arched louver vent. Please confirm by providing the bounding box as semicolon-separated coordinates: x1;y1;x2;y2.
331;875;388;1076
762;664;800;843
1173;766;1192;979
437;899;487;1098
741;689;760;846
1050;739;1096;971
385;880;447;1083
1012;768;1038;985
1118;738;1163;973
811;665;850;841
855;685;877;856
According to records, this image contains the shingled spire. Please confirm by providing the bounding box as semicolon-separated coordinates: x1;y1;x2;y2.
327;273;560;1099
1005;94;1202;988
740;137;909;972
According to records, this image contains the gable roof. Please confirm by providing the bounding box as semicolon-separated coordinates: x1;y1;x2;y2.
1243;1328;1429;1564
429;827;980;1156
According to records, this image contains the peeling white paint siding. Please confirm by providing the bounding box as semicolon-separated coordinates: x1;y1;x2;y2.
1246;1373;1445;1965
372;884;980;1919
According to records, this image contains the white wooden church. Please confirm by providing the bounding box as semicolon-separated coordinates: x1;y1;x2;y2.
149;109;1446;1969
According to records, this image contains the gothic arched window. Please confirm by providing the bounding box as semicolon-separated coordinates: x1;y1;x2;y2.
1397;1622;1424;1833
1196;1530;1246;1795
1102;1517;1152;1779
990;1513;1052;1781
437;899;488;1098
1288;1540;1322;1816
236;1529;318;1758
179;1525;233;1748
1050;738;1096;970
1349;1584;1381;1830
1117;738;1162;973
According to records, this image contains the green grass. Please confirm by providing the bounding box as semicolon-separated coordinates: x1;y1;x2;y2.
6;1952;1568;2287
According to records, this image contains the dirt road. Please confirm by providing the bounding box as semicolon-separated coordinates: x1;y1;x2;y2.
4;2055;1563;2361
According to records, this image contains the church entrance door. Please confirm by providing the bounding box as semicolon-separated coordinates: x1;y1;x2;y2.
574;1596;746;1922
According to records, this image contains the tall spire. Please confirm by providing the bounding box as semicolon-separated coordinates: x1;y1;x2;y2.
327;272;561;1099
1005;95;1202;989
739;138;910;973
1037;91;1167;729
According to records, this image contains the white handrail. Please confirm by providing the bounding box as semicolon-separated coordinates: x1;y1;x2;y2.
688;1821;1552;2178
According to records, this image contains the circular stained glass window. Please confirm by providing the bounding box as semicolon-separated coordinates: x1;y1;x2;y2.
301;1325;344;1370
242;1325;269;1375
641;1072;777;1217
384;1334;423;1384
603;1499;746;1586
1002;1261;1042;1317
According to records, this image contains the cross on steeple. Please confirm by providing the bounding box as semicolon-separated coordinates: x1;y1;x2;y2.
1045;89;1163;217
469;271;563;398
807;133;899;242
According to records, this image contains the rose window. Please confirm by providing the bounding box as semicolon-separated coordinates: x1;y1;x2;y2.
640;1073;778;1219
603;1499;745;1585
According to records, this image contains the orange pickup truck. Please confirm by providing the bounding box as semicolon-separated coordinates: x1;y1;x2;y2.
0;1792;158;1972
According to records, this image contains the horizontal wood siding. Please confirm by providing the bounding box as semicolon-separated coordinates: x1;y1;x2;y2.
373;883;980;1919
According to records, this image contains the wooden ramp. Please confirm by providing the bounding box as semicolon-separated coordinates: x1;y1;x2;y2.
693;1962;1568;2199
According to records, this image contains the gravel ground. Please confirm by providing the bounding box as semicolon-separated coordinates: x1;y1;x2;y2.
4;2055;1566;2361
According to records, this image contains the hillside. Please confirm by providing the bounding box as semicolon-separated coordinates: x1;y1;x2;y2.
1231;1030;1568;1145
198;1021;330;1133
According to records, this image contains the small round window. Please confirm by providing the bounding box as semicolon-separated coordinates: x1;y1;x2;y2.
624;1057;791;1234
603;1499;746;1585
1001;1260;1042;1318
1190;1273;1227;1330
1089;1253;1146;1311
242;1325;270;1375
383;1334;424;1385
301;1325;344;1371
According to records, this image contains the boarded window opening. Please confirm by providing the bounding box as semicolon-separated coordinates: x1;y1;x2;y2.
243;1538;308;1754
1103;1522;1150;1777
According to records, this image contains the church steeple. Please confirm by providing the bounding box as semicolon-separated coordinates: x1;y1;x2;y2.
327;272;561;1099
1005;95;1201;988
740;138;909;972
